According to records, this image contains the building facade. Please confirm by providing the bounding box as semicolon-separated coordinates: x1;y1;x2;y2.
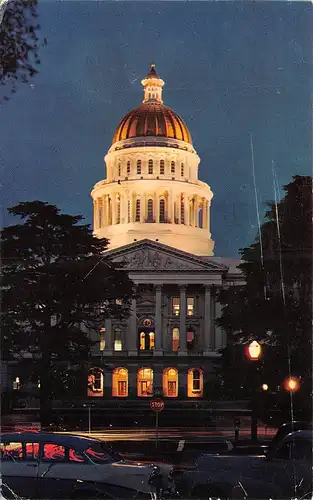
88;65;243;401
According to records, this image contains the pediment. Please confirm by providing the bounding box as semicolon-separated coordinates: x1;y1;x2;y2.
106;239;227;272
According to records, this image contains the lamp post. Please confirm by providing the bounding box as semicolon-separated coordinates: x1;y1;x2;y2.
245;340;262;443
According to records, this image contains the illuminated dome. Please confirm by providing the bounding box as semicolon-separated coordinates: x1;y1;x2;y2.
112;64;192;145
112;103;192;145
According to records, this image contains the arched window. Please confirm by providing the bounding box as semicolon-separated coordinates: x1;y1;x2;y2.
116;196;121;224
137;160;142;175
181;163;184;177
99;327;105;351
139;332;145;350
112;368;128;397
180;197;185;224
163;368;178;397
160;159;165;175
135;199;141;222
118;163;121;176
147;199;154;222
198;208;203;228
172;327;179;351
114;328;122;351
128;200;131;223
159;199;165;223
127;161;131;175
148;159;153;174
187;368;203;398
171;161;175;174
137;368;153;397
149;331;155;350
139;331;155;350
88;367;103;397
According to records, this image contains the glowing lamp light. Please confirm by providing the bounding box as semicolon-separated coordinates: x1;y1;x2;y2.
246;341;262;360
262;383;269;391
284;376;300;392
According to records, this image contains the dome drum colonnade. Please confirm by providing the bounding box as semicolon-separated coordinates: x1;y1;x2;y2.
91;64;214;256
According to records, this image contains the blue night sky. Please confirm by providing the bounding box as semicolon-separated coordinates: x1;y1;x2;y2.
1;1;312;257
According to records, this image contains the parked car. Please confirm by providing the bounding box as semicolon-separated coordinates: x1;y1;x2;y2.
172;430;312;499
0;432;178;499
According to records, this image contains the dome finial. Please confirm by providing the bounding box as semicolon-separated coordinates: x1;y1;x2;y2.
141;63;164;104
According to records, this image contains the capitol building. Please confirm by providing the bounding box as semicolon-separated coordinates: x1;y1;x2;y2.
87;65;243;401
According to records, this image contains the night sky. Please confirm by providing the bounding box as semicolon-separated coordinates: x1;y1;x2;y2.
1;1;312;257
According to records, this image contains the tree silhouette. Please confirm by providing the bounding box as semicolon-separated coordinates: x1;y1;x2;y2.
0;0;46;101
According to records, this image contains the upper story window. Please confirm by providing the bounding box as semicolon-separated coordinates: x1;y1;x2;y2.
180;198;185;224
187;368;203;397
99;327;105;351
172;297;180;316
181;163;184;177
147;199;154;222
116;197;121;224
148;159;153;174
137;160;142;175
118;163;121;176
114;328;122;351
187;297;195;316
127;200;131;223
171;161;175;174
160;159;165;175
172;327;179;351
187;328;195;350
127;161;131;175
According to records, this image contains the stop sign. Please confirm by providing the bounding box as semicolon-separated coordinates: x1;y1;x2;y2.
150;399;165;412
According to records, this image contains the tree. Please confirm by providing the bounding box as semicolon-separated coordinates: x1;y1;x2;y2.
217;176;312;419
0;0;45;101
1;201;134;427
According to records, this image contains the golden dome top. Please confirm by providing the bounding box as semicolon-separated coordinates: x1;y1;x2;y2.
112;64;192;146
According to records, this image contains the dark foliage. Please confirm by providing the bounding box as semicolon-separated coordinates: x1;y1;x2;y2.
0;0;45;101
1;201;134;426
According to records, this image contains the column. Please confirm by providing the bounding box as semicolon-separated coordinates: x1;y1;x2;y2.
214;293;223;350
167;191;173;223
129;191;133;223
103;318;112;355
203;285;212;355
178;285;187;355
185;196;189;226
155;192;160;223
154;285;163;356
153;369;163;395
128;292;138;356
93;200;97;230
210;287;216;351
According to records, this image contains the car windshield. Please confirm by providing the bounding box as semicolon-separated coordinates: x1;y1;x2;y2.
84;442;121;464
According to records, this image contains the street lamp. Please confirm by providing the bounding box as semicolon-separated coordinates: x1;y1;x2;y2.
261;383;269;392
284;376;300;393
245;340;262;443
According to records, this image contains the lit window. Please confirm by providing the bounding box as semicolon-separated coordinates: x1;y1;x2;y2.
135;199;140;222
149;331;155;350
171;161;175;174
187;368;203;397
13;376;20;390
99;327;105;351
159;199;165;222
147;199;154;222
88;367;103;397
187;297;195;316
148;159;153;174
160;159;165;175
137;160;141;174
181;163;184;177
172;328;179;351
163;368;178;397
114;328;122;351
172;297;180;316
137;368;153;397
139;331;145;350
112;368;128;397
116;299;122;305
127;161;131;174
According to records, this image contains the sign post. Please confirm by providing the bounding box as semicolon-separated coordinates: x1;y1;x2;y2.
150;399;165;449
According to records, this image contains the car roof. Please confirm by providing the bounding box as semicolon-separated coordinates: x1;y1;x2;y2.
283;430;313;441
0;432;104;451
